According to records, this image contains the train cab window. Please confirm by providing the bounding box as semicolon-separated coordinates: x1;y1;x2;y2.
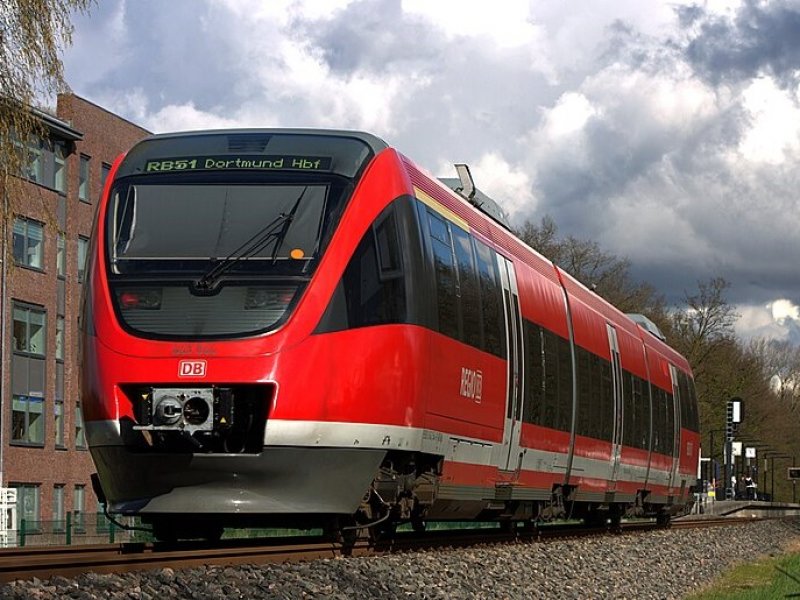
319;202;407;331
374;210;402;279
428;211;459;340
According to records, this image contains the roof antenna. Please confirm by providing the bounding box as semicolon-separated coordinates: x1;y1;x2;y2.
454;163;476;202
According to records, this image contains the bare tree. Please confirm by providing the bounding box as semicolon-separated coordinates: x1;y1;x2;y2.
749;338;800;412
669;278;739;375
516;216;667;319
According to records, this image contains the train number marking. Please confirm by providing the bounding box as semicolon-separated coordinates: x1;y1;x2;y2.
460;368;483;403
178;360;207;378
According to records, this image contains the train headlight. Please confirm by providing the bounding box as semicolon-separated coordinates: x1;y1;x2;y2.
183;395;211;426
138;388;216;433
117;288;162;310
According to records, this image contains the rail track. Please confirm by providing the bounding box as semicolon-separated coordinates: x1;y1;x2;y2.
0;517;769;584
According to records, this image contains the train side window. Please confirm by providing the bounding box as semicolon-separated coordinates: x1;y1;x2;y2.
622;371;634;448
588;353;603;439
557;335;572;432
522;320;543;425
687;377;699;432
665;391;675;455
600;359;614;441
632;375;647;449
575;346;592;438
452;227;483;349
473;239;505;357
542;330;560;430
427;211;459;340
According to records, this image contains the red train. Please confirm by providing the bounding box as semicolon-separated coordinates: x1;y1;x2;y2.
81;129;700;541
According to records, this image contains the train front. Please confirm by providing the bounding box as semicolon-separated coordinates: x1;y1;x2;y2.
80;130;397;538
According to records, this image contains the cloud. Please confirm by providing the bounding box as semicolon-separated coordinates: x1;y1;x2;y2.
682;0;800;88
736;299;800;343
61;0;800;323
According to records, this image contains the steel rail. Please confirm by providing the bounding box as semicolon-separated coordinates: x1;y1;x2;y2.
0;517;776;584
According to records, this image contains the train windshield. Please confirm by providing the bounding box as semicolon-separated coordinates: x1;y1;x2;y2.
109;182;327;275
104;173;355;340
101;130;382;340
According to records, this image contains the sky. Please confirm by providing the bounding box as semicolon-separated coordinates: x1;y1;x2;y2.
62;0;800;343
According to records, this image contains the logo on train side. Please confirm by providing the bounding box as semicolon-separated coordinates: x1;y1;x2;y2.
178;360;207;378
460;367;483;402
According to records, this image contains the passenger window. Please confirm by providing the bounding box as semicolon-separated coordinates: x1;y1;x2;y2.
522;321;543;425
452;227;482;349
474;239;505;357
428;211;459;340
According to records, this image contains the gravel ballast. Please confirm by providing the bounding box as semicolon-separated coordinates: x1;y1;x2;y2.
3;519;800;599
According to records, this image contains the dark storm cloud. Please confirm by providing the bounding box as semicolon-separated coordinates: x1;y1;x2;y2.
298;0;442;74
66;1;265;113
681;0;800;88
512;10;800;309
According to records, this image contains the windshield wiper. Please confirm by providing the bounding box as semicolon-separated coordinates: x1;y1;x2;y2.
193;187;308;293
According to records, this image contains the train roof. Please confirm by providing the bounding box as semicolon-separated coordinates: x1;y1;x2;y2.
438;177;512;230
135;128;390;154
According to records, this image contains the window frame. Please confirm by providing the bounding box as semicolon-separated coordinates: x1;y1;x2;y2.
12;217;44;271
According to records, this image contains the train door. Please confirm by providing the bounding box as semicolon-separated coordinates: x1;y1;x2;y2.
498;256;525;472
607;324;624;489
668;365;682;491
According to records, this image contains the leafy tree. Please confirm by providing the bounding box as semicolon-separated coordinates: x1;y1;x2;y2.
0;0;92;178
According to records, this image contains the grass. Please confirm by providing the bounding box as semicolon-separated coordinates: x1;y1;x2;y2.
687;543;800;600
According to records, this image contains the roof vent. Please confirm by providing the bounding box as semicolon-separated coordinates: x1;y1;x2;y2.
227;133;271;152
627;313;666;341
454;163;476;202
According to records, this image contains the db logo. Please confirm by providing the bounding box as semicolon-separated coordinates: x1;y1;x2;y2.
178;360;207;378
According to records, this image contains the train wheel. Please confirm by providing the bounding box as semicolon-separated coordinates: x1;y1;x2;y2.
656;513;671;528
151;521;178;543
203;526;224;542
411;517;427;533
370;520;397;543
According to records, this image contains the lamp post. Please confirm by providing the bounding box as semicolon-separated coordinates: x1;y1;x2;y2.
707;428;726;498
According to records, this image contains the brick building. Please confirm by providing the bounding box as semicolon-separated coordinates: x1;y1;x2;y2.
1;94;149;534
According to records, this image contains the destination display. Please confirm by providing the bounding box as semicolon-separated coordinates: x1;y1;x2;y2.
144;155;333;173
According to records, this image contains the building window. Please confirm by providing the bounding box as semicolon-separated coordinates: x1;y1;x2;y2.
12;217;44;269
11;484;40;531
12;304;46;355
55;398;65;448
56;233;66;277
53;485;65;531
75;403;87;449
11;395;45;445
23;137;44;184
100;162;111;193
77;236;89;282
73;485;86;532
79;155;90;201
56;316;64;360
54;142;66;193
